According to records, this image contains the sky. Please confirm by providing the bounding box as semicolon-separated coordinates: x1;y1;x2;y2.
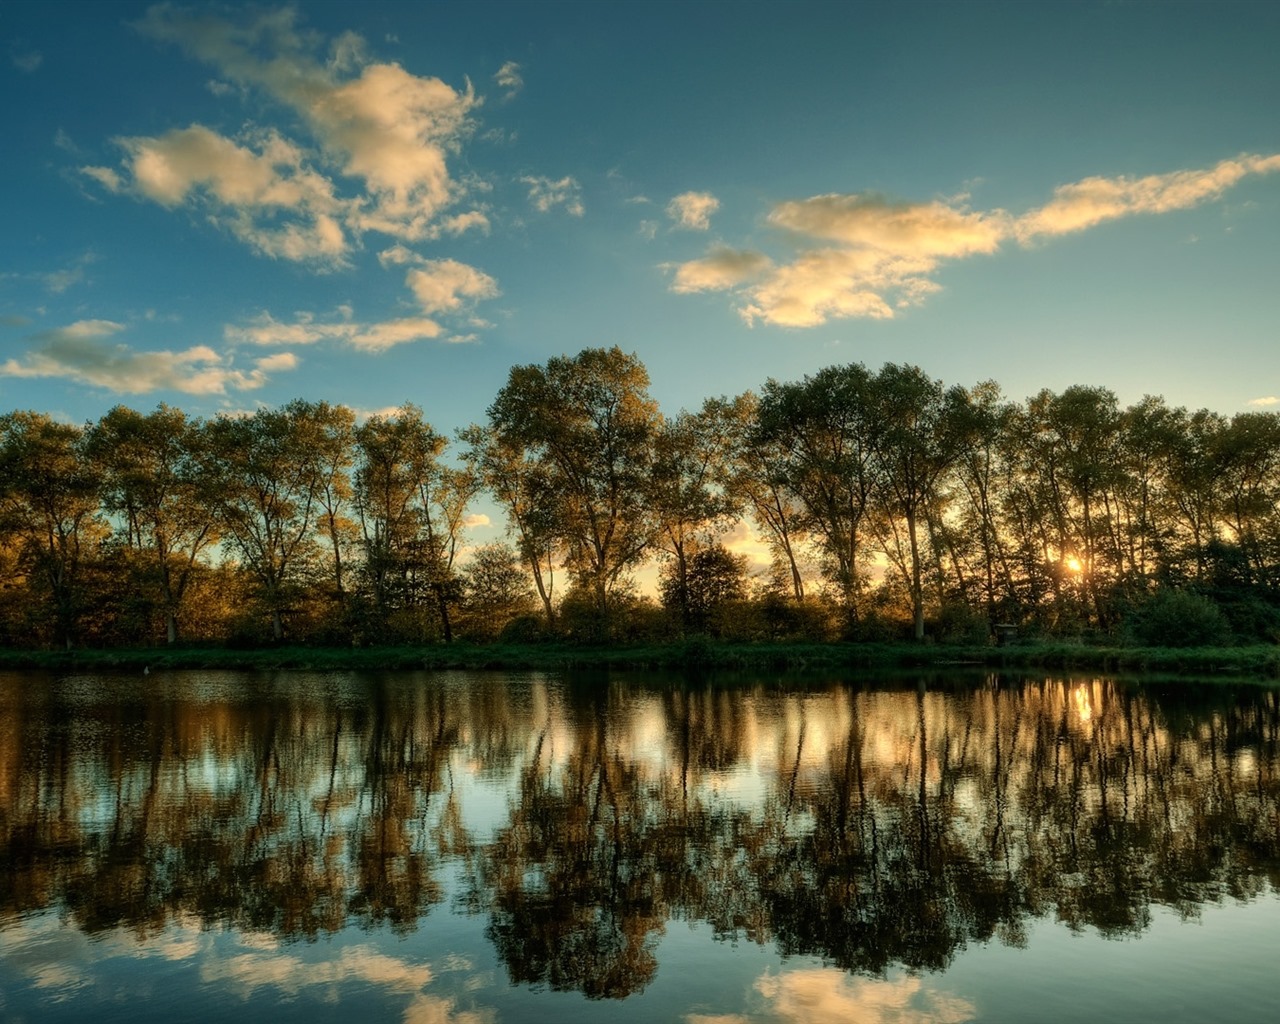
2;0;1279;436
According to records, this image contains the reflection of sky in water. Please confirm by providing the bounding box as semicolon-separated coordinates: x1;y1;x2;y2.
4;671;1280;1023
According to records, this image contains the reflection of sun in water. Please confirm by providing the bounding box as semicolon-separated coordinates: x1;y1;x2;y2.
1063;555;1084;574
1074;685;1093;723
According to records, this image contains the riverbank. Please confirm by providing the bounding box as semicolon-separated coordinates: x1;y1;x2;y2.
1;639;1278;679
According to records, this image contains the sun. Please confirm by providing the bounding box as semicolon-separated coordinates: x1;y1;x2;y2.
1063;555;1084;574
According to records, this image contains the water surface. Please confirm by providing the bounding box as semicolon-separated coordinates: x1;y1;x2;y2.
2;669;1278;1022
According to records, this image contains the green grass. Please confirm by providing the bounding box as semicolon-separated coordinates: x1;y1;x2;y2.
1;638;1277;680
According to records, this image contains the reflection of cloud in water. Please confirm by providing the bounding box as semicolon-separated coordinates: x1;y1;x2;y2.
755;969;974;1024
203;944;434;997
403;992;495;1024
686;969;974;1024
1;914;491;1023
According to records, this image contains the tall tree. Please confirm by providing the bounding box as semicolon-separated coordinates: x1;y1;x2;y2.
86;404;220;644
753;364;881;623
725;392;809;602
204;402;328;641
460;423;562;627
354;405;475;642
869;364;968;641
486;347;661;629
650;398;743;628
307;402;358;610
0;412;103;648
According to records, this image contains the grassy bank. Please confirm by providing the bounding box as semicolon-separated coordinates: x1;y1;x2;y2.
1;639;1278;679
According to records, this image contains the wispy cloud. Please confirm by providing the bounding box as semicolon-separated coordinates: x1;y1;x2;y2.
1247;396;1279;407
2;252;97;294
494;60;523;99
10;45;42;73
671;152;1280;328
667;191;720;230
521;175;584;216
227;253;497;354
1015;154;1280;242
1;320;293;394
226;310;444;353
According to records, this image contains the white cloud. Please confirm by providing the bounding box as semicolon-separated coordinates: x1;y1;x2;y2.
353;317;445;351
666;191;720;231
1015;153;1280;242
769;193;1007;257
672;151;1280;327
1247;396;1279;407
521;175;584;216
670;247;772;293
494;60;523;98
226;310;444;353
741;249;912;326
80;165;123;191
227;255;497;352
462;513;491;528
405;259;500;315
2;321;291;394
378;244;420;267
122;5;479;247
103;124;349;264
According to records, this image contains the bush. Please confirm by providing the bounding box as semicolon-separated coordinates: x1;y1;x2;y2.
932;601;991;646
1128;589;1231;648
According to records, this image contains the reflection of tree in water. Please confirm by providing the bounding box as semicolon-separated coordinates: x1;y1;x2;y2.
0;674;473;940
3;674;1280;998
479;702;664;998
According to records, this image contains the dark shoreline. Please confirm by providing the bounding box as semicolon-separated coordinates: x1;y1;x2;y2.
1;639;1278;681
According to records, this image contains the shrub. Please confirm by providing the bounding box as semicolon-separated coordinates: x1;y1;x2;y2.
1129;589;1231;648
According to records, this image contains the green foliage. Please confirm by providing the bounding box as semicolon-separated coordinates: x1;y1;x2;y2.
1128;589;1232;648
933;601;991;646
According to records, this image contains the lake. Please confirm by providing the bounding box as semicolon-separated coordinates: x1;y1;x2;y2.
2;668;1279;1023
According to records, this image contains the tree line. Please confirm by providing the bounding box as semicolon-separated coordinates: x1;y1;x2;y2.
2;346;1278;649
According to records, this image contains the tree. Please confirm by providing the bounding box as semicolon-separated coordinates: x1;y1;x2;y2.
725;392;809;603
354;405;476;642
658;544;748;635
460;423;563;628
950;381;1020;626
204;402;328;641
650;398;743;628
1021;386;1124;629
308;402;358;610
752;364;881;624
0;412;103;648
461;543;537;640
869;364;968;642
85;404;220;644
485;347;661;633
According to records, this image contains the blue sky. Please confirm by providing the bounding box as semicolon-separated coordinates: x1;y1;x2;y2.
3;0;1279;433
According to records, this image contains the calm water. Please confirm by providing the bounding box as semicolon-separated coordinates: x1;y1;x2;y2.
2;669;1279;1023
